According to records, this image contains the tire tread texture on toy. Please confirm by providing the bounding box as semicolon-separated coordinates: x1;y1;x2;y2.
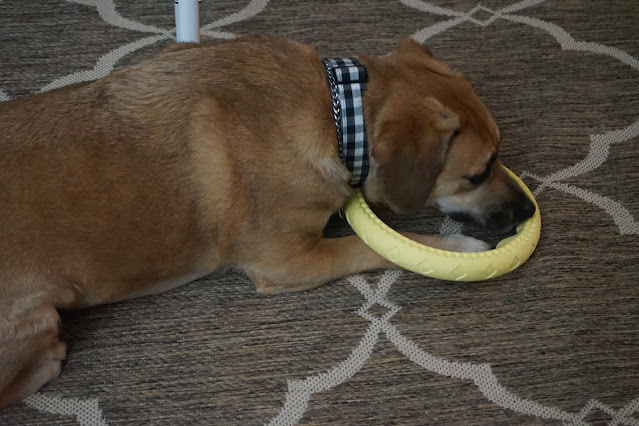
344;166;541;282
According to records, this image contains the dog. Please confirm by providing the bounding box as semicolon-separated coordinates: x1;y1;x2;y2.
0;35;535;407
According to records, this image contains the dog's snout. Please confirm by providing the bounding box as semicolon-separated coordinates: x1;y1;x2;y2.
515;197;536;221
484;194;536;233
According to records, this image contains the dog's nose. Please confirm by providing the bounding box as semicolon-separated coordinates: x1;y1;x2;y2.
515;197;536;221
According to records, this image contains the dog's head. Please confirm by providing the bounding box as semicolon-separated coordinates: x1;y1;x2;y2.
363;38;535;233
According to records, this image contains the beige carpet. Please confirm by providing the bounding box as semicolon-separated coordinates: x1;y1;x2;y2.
1;0;638;424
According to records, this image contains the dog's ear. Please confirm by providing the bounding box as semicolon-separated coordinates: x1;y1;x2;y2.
372;97;460;215
398;38;434;57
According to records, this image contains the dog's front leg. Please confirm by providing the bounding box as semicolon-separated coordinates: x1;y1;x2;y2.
245;235;393;294
245;233;488;294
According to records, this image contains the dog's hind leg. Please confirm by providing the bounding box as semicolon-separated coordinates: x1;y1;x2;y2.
0;300;66;408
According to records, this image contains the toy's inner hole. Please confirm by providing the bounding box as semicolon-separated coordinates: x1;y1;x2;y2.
324;205;514;249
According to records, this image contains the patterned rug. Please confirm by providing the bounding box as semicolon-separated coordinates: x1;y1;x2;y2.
1;1;638;424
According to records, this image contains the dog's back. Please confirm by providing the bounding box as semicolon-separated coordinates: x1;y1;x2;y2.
0;77;206;307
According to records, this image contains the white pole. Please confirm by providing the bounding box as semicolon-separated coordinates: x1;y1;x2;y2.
174;0;200;43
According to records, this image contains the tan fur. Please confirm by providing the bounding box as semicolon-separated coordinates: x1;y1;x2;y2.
0;35;534;406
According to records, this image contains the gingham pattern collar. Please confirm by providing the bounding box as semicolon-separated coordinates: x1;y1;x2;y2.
322;57;369;187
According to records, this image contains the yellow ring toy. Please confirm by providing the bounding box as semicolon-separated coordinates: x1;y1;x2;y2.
344;166;541;281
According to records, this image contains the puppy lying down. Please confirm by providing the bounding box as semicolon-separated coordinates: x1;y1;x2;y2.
0;35;535;407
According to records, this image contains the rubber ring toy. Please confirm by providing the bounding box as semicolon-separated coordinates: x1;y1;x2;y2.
344;166;541;281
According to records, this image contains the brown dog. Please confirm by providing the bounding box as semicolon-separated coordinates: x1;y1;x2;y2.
0;35;534;407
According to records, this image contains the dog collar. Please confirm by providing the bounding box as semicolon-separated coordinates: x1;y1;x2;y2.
322;58;369;187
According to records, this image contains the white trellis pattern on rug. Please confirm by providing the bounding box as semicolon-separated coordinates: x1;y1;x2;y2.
270;272;639;426
1;0;637;424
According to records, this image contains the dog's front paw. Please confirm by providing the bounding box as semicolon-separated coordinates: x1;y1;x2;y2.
442;235;491;252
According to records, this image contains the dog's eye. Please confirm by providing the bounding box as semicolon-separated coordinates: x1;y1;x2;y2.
467;172;488;186
466;166;493;185
466;152;497;186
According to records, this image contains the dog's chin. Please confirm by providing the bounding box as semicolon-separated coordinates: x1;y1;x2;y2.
485;211;530;234
445;211;520;235
487;221;518;235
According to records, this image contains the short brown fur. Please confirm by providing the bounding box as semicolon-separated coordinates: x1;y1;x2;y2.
0;36;534;406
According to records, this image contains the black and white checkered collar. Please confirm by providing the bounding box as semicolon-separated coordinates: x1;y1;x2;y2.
322;58;369;187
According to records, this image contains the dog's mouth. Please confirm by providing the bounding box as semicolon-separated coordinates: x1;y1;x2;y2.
446;205;535;235
445;212;511;234
485;216;521;234
438;190;536;235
